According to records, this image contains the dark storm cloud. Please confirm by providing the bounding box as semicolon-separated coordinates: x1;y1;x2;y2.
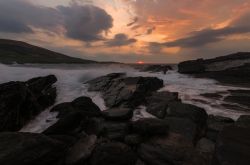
105;33;137;47
0;0;61;33
58;4;113;41
0;0;113;42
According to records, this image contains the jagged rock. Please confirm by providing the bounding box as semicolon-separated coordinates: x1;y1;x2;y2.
146;91;179;119
206;115;234;141
0;75;57;132
87;73;164;108
51;96;101;118
236;115;250;128
179;53;250;87
66;135;97;165
43;112;85;136
138;132;194;165
90;142;137;165
0;132;66;165
102;108;133;121
131;118;169;136
212;125;250;165
178;59;205;74
26;75;57;108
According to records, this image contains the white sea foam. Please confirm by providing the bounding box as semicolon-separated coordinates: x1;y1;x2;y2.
0;63;249;132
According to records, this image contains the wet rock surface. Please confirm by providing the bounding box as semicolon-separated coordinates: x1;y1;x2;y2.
178;52;250;87
1;72;250;165
87;73;164;108
0;75;57;132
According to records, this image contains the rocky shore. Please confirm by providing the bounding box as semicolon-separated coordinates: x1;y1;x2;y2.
0;72;250;165
178;52;250;87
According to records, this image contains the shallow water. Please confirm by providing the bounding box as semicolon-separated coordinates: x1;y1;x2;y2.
0;63;249;132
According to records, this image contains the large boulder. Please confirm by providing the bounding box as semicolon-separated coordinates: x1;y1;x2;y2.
51;96;101;118
131;118;169;136
146;91;179;119
164;117;197;142
212;125;250;165
178;59;205;74
90;142;137;165
43;112;85;136
65;135;97;165
25;75;57;108
138;132;194;165
87;73;164;108
206;115;234;141
0;75;57;132
165;102;208;141
0;132;66;165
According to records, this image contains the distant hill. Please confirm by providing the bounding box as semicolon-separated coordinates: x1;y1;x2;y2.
0;39;97;64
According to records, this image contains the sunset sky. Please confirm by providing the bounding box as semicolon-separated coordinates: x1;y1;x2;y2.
1;0;250;63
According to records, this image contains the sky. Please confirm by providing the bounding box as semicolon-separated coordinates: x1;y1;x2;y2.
1;0;250;63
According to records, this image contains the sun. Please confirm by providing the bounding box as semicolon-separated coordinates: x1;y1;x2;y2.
137;61;145;64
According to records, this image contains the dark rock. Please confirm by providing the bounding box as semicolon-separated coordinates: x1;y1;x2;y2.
167;102;208;128
178;53;250;87
0;132;66;165
138;132;194;165
125;134;143;146
51;96;101;118
206;115;234;141
50;102;75;118
212;125;250;165
164;117;197;142
43;112;85;136
87;73;163;108
236;115;250;128
26;75;57;108
195;63;250;87
178;59;205;74
200;93;223;99
71;96;101;116
102;108;133;121
90;142;137;165
0;75;57;132
66;135;97;165
131;118;168;136
101;121;130;140
81;117;105;136
146;91;179;119
141;65;172;73
224;90;250;108
166;102;208;141
196;138;215;153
